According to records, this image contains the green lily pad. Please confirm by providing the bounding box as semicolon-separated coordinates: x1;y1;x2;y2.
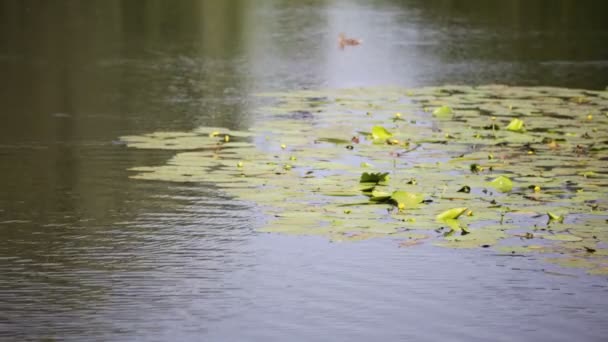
436;228;505;248
547;212;565;223
360;172;390;184
441;218;469;233
370;189;392;202
316;137;351;144
506;118;525;132
436;207;468;221
543;234;583;242
122;84;608;274
489;176;513;192
371;126;393;140
433;105;453;118
390;191;424;209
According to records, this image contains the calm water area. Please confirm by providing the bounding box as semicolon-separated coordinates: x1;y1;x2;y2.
1;1;608;341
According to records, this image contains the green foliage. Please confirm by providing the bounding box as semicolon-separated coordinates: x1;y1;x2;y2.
390;191;424;209
123;85;608;275
505;118;525;132
436;207;468;221
371;125;393;140
360;172;390;184
489;176;513;193
547;212;565;223
433;105;453;118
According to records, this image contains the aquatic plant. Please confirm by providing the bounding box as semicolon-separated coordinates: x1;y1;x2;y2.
121;85;608;275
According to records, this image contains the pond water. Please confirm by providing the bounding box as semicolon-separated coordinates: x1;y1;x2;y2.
1;1;608;341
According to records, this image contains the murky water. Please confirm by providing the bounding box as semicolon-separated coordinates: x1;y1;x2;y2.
1;1;607;341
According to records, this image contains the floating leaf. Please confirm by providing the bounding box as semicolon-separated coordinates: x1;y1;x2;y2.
316;137;351;144
579;171;597;178
436;227;504;248
457;185;471;193
470;164;483;174
442;219;469;233
506;118;525;132
124;84;608;273
433;105;453;118
371;126;393;140
370;189;391;202
543;234;582;242
390;191;424;209
360;172;390;184
547;212;565;223
436;207;468;221
489;176;513;192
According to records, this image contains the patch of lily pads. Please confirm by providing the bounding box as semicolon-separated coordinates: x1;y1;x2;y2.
121;85;608;276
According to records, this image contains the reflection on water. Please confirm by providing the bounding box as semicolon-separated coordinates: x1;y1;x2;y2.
0;1;607;341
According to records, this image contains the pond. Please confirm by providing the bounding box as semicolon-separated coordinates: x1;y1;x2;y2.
1;1;607;341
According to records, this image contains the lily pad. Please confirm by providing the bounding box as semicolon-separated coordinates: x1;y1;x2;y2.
547;212;565;223
390;191;424;209
489;176;513;193
543;234;583;242
371;125;393;140
436;207;468;221
506;118;526;132
121;84;608;275
433;105;453;118
360;172;390;184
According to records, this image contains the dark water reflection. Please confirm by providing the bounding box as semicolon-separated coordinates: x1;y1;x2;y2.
1;1;607;341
